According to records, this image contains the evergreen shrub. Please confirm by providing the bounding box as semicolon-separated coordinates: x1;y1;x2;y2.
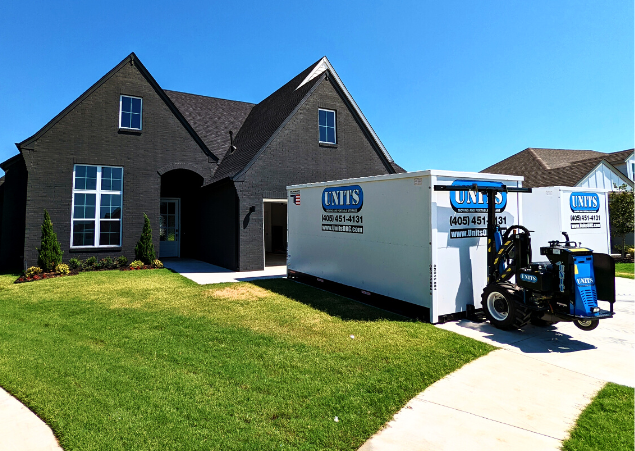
135;214;156;264
37;210;63;272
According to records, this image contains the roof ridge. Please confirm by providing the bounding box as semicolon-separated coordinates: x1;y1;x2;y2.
164;89;255;106
527;148;549;170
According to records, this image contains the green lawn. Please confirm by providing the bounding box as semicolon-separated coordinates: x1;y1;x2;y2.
0;270;493;450
615;262;634;279
562;383;634;451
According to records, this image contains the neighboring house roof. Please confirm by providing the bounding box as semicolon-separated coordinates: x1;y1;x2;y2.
482;147;634;188
164;91;255;160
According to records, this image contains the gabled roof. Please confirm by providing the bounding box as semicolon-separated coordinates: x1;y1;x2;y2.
211;57;399;182
482;147;634;188
211;58;325;182
16;53;217;161
164;91;254;160
6;54;401;180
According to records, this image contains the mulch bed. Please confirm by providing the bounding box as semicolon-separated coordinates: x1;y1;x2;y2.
15;266;158;284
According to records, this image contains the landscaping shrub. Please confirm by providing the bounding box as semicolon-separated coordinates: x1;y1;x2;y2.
68;258;81;270
130;260;144;269
134;213;156;264
83;256;98;270
98;257;114;270
25;266;43;278
55;263;70;275
152;259;163;268
37;210;63;272
116;255;128;267
609;186;634;256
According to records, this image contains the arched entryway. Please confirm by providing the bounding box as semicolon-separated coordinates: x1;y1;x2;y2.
159;169;204;258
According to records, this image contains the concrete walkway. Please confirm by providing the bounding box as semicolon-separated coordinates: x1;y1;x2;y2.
0;388;62;451
360;278;634;451
162;258;286;284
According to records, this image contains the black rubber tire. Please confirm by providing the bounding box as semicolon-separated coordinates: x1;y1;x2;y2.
574;319;599;331
481;284;531;330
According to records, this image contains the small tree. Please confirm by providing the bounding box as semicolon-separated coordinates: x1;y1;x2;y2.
609;185;634;256
135;213;156;264
37;210;63;271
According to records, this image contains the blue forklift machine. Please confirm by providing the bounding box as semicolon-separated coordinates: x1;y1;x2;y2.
434;182;615;331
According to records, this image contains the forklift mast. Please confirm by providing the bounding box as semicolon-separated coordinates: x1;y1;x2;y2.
433;183;532;284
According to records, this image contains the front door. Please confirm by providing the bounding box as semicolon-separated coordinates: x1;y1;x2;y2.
160;198;180;258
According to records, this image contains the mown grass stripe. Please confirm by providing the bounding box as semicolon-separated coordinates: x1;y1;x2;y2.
0;270;492;450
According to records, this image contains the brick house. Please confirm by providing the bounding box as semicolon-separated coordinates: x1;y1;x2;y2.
0;53;403;271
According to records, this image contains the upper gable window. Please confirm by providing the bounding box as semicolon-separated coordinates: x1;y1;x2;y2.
319;109;336;144
119;95;142;130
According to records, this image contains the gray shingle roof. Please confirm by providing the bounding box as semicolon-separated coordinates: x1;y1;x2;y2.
210;58;325;182
164;91;255;160
482;147;634;187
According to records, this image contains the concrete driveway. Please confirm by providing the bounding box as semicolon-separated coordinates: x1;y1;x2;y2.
359;277;634;451
437;277;634;387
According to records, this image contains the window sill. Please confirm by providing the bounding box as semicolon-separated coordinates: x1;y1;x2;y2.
69;247;122;253
319;142;338;149
118;128;142;135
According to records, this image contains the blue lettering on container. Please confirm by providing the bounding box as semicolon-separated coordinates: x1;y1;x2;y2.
322;185;363;212
450;180;507;213
570;193;600;212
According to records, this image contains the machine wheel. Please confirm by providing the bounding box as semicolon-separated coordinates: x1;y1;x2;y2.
574;319;599;331
481;284;531;330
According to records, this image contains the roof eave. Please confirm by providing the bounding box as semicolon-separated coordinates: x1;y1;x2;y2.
16;53;218;163
577;158;634;188
315;57;394;164
231;74;327;182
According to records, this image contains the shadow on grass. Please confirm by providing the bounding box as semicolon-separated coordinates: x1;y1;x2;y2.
251;278;414;323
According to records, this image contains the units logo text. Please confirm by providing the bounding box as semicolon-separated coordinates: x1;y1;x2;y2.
322;185;363;213
520;273;538;283
570;193;600;213
450;180;507;213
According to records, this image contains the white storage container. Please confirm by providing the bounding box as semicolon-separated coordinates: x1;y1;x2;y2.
287;170;524;323
523;187;611;262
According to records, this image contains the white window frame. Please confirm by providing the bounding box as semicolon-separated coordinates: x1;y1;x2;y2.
318;108;337;144
71;164;124;248
119;95;143;130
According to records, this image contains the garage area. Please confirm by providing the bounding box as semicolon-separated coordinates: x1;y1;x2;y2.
263;200;287;267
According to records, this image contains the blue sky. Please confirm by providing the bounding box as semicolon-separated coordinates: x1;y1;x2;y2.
0;0;632;176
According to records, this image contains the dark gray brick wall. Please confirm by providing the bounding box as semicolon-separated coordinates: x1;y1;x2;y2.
236;78;393;270
20;61;213;267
